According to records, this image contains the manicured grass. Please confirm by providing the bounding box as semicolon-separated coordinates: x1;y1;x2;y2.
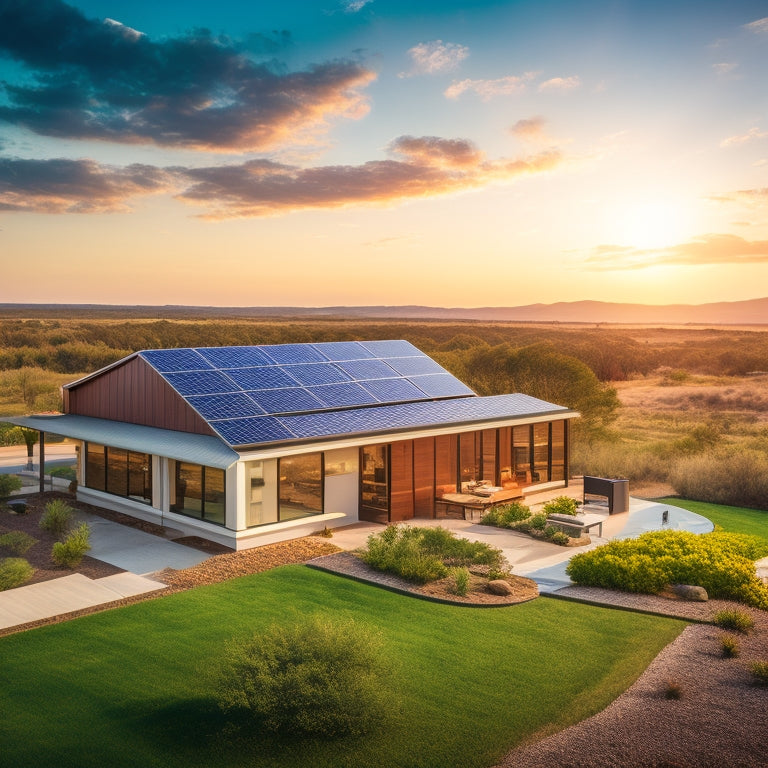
659;498;768;546
0;566;685;768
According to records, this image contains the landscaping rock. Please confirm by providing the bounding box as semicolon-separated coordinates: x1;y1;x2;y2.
488;579;514;596
671;584;708;602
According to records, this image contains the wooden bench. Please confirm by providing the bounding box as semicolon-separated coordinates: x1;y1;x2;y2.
436;488;523;520
546;512;605;538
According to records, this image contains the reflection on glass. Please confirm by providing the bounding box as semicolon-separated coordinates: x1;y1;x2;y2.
279;453;323;521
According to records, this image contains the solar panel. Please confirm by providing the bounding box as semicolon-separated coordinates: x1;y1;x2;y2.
306;382;379;408
225;366;301;391
262;343;327;364
186;392;265;421
362;377;430;403
310;341;376;361
359;340;421;357
249;387;325;415
385;355;447;376
408;374;475;398
213;416;296;445
282;362;352;386
141;349;212;373
164;370;238;396
196;346;275;369
336;358;398;380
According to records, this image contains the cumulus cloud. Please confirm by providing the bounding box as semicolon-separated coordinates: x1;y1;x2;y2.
713;61;738;75
0;157;172;213
343;0;373;11
744;17;768;33
720;127;768;147
0;0;375;152
444;73;536;100
510;116;548;143
582;233;768;270
400;40;469;77
538;76;581;92
174;136;562;219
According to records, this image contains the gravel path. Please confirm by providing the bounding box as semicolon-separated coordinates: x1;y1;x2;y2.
495;589;768;768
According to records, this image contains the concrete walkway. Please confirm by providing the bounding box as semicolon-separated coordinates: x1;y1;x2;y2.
0;512;212;632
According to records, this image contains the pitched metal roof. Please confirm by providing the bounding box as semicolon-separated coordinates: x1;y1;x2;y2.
3;414;239;469
60;340;577;451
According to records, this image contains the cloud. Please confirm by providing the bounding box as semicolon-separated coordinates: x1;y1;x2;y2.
744;17;768;33
400;40;469;77
444;73;536;100
0;0;375;152
0;157;172;213
720;127;768;147
510;116;548;143
712;61;738;75
582;233;768;271
343;0;373;11
175;136;562;218
538;76;581;92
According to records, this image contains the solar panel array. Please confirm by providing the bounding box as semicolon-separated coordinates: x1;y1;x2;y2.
140;340;482;447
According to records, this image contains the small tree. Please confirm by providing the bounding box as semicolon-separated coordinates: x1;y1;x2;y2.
0;474;23;499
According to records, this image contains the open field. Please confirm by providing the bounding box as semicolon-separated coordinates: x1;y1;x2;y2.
0;566;684;768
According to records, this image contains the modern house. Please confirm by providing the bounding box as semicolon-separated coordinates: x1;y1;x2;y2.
6;341;578;549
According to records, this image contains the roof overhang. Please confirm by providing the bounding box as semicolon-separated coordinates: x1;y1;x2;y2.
2;414;238;470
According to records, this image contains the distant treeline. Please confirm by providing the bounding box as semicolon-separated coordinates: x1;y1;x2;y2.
1;317;767;379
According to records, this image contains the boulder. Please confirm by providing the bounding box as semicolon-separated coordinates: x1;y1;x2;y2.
488;579;513;596
671;584;708;602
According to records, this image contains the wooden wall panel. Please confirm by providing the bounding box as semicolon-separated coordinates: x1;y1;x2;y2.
389;440;414;522
435;433;458;497
412;436;435;518
66;357;215;436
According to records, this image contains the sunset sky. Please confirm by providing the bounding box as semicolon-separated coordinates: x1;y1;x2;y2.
1;0;767;308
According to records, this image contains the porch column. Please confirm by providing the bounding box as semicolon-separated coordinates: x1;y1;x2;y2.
38;431;45;493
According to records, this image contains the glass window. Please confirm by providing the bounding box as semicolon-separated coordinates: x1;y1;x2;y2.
533;423;550;483
498;427;513;487
173;462;225;525
85;442;106;492
106;448;129;498
279;453;323;521
482;429;497;484
459;432;480;489
551;420;566;482
434;434;458;497
246;461;273;527
512;425;532;485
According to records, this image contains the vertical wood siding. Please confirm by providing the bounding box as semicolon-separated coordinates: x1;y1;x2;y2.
66;357;216;436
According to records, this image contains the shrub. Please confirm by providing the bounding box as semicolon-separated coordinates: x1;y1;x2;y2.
0;531;38;555
450;567;470;596
360;525;504;583
216;616;391;738
0;557;34;591
0;474;23;499
750;661;768;686
48;466;76;481
566;530;768;608
664;680;682;700
718;634;740;658
712;610;754;634
39;498;74;538
51;523;91;568
542;496;581;517
480;501;531;528
528;512;548;531
549;530;571;546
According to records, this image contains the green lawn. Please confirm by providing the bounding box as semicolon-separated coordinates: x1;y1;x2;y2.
0;566;685;768
659;498;768;545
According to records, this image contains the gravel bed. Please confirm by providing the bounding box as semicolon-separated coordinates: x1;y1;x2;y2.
495;590;768;768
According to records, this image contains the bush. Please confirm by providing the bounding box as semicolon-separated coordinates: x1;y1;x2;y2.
450;567;470;596
39;498;74;538
0;557;34;590
712;610;755;634
718;635;740;658
0;474;23;499
360;525;504;583
549;530;571;546
216;616;392;738
0;531;38;555
542;496;581;517
750;661;768;686
566;530;768;608
480;501;531;528
51;523;90;568
528;512;548;531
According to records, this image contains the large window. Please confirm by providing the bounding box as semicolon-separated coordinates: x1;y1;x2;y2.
84;442;152;504
279;453;323;521
172;462;226;525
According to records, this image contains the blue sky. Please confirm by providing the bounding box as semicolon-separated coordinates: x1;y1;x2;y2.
1;0;767;306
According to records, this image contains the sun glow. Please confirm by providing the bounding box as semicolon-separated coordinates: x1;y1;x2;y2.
610;199;697;250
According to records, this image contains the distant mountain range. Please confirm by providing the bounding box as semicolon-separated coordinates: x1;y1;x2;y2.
1;298;767;325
